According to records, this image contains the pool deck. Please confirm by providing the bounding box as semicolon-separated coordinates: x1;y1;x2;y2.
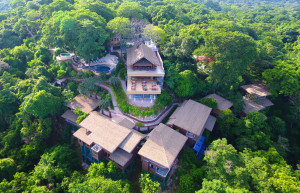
83;54;118;69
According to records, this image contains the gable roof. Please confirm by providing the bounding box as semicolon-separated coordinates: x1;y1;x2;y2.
240;84;271;97
243;96;274;113
204;94;233;111
61;110;79;123
73;128;93;146
66;95;100;113
138;123;187;168
127;44;161;66
167;100;213;136
109;148;133;167
74;112;145;153
112;116;135;129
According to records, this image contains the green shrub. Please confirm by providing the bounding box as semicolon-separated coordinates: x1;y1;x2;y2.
70;70;77;77
119;68;127;80
73;108;88;124
68;81;77;93
200;97;217;109
156;90;174;106
179;174;194;193
135;122;144;127
84;71;93;78
57;69;66;79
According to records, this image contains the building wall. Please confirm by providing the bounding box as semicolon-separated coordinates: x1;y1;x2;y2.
169;125;197;145
140;156;170;178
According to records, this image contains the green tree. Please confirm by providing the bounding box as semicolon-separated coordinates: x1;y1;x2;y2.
201;30;257;89
116;2;146;20
22;90;63;118
139;173;160;193
0;158;16;181
175;70;204;97
262;61;300;96
200;98;217;109
109;76;121;88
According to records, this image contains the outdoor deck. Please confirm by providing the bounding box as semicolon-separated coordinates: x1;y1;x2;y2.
127;77;161;95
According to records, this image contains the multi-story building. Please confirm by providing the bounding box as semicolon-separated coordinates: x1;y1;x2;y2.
73;112;145;169
138;123;187;178
126;42;165;106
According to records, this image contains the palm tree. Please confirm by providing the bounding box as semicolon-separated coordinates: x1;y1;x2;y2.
99;98;111;117
109;76;121;88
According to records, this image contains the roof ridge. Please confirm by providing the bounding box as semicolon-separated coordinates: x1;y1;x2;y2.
152;125;170;167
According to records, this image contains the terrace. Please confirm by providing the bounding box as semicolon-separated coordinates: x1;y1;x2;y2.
127;77;161;95
127;63;165;77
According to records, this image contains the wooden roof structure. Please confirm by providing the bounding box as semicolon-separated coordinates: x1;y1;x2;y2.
204;94;233;111
74;112;145;154
240;84;271;97
112;116;135;130
109;148;133;167
167;100;215;136
66;95;100;114
61;110;79;123
127;44;161;66
138;123;187;168
243;96;274;113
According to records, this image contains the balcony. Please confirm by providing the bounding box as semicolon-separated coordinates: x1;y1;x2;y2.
127;77;161;95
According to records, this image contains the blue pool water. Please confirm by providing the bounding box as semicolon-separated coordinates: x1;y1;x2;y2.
83;65;110;73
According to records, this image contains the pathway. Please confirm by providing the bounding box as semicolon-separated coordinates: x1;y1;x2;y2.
72;78;178;128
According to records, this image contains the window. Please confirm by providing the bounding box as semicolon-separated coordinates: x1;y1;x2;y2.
149;163;155;169
156;167;169;177
186;131;196;138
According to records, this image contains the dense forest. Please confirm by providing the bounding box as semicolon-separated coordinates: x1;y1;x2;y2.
0;0;299;192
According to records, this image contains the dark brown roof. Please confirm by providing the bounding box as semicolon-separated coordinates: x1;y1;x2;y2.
127;44;161;66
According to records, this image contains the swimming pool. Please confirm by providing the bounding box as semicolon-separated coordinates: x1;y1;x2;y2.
83;65;110;73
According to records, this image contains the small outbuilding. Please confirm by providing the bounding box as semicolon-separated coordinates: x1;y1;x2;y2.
204;94;233;113
61;95;100;126
240;84;274;114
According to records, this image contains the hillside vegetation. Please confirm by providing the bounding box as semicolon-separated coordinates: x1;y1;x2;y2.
0;0;299;192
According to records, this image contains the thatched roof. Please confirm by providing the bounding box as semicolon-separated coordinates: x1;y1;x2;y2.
66;95;100;114
61;110;78;123
112;116;135;129
243;96;274;113
0;61;9;69
167;100;213;136
73;128;93;146
75;112;144;154
109;148;133;167
138;123;187;168
204;94;233;110
241;84;271;97
127;44;161;66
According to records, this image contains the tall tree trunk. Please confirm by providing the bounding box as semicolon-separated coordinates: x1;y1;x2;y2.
24;24;37;45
